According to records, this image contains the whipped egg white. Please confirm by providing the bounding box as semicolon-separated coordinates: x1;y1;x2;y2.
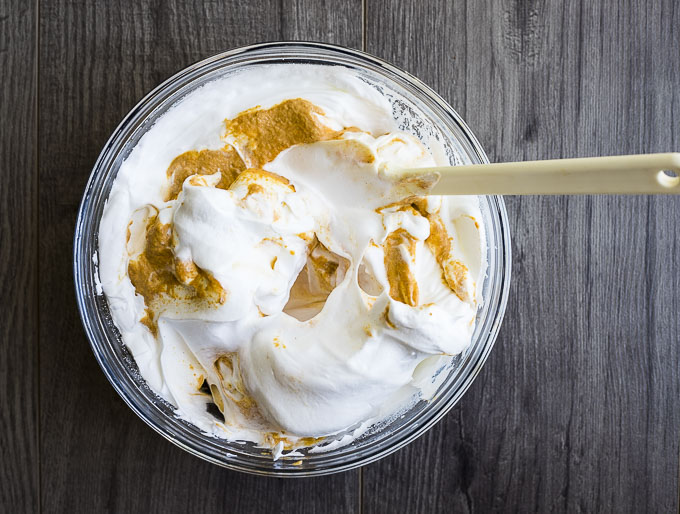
98;64;487;457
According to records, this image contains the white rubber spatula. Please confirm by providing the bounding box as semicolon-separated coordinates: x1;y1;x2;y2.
409;153;680;195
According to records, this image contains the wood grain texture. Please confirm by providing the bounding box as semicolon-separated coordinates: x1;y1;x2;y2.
38;1;360;512
0;0;39;512
365;0;680;512
27;0;680;512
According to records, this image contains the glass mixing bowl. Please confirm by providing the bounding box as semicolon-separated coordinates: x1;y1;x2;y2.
74;42;511;476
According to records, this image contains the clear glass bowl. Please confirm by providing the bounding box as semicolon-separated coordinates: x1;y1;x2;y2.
74;42;511;476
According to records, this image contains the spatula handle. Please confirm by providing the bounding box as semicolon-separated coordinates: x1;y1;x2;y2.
418;153;680;195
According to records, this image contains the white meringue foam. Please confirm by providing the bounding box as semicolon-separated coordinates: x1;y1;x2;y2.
98;64;487;454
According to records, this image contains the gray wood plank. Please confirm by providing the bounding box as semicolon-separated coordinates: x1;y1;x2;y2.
0;0;39;512
38;1;361;512
364;0;680;512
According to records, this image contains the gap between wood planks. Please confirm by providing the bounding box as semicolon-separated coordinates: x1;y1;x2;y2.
35;0;42;510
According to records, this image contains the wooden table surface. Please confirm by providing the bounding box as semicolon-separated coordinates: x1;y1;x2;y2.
2;0;679;512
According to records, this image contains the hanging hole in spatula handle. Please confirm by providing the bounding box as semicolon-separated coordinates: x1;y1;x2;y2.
658;169;680;188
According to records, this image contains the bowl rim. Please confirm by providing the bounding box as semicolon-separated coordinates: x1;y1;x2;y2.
74;41;512;476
